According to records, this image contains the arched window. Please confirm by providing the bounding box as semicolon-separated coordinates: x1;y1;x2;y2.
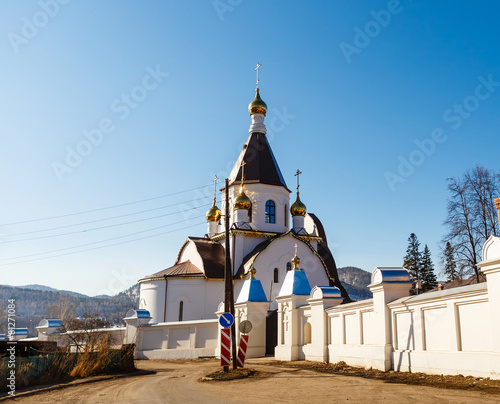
286;262;291;271
274;268;279;283
284;204;288;227
265;200;275;223
178;301;184;321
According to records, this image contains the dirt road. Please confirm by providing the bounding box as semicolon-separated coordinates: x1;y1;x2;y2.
7;359;500;404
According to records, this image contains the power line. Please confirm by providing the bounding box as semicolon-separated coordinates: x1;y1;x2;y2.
3;202;215;243
0;222;206;267
0;215;207;262
5;197;218;240
0;183;213;227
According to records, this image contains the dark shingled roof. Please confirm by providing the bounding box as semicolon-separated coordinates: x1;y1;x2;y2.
308;213;352;303
175;237;225;279
235;237;274;278
228;132;290;191
141;260;204;280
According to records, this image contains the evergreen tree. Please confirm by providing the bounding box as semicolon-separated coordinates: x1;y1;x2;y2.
420;245;438;292
443;242;459;281
403;233;421;294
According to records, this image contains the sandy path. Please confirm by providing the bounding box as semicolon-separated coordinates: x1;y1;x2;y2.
7;359;500;404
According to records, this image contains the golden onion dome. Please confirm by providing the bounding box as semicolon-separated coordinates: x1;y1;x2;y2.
206;199;221;222
290;193;307;216
234;186;252;210
292;253;300;270
248;89;267;116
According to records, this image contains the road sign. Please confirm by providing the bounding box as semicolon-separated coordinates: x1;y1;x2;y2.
219;313;234;328
220;329;231;366
239;320;253;334
236;335;249;368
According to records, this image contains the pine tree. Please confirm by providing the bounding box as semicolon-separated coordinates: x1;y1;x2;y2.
403;233;421;294
420;245;438;292
443;241;459;281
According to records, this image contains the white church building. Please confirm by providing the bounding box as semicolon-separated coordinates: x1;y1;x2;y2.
137;83;351;352
33;77;500;379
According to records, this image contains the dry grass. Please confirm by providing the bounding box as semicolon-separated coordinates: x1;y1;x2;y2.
0;342;136;393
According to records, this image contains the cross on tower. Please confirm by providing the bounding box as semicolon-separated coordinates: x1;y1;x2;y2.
213;175;218;199
294;243;298;256
294;169;302;193
255;63;261;89
241;160;247;185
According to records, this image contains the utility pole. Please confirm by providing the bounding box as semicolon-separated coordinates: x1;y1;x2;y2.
223;178;237;371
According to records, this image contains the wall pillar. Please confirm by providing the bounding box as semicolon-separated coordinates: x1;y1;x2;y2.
274;294;309;360
368;267;412;371
478;236;500;354
306;286;343;362
234;301;268;358
123;309;152;348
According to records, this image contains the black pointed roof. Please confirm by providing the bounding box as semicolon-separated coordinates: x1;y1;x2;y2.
228;132;290;192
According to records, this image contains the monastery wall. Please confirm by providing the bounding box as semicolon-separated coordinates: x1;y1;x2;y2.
274;242;500;379
133;319;218;360
31;237;500;380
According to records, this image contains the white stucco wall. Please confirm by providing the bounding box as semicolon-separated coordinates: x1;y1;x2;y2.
252;236;330;310
221;183;291;233
177;241;204;270
139;278;224;323
134;319;218;360
275;270;500;379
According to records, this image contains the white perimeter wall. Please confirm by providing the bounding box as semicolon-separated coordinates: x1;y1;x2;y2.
276;280;500;379
134;319;218;360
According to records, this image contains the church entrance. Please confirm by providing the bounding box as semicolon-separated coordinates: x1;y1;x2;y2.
265;310;278;355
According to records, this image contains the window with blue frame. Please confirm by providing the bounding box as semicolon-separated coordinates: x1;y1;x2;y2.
265;200;276;223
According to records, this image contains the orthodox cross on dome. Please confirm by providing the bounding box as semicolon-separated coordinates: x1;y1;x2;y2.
294;243;298;256
294;169;302;193
212;175;218;200
241;160;247;185
255;63;262;90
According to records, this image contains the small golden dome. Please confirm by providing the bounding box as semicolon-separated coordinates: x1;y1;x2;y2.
206;199;221;222
290;193;307;216
248;89;267;116
250;266;256;279
292;253;300;270
234;186;252;210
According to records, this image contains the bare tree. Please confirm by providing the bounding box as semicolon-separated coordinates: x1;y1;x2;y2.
46;294;77;323
443;166;500;282
63;313;111;352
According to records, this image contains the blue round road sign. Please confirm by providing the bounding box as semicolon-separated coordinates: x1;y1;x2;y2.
219;313;234;328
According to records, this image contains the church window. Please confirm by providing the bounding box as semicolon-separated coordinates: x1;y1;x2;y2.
286;262;291;271
265;200;275;223
274;268;279;283
178;301;184;321
284;204;288;227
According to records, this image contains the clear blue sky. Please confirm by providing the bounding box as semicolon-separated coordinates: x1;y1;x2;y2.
1;1;500;296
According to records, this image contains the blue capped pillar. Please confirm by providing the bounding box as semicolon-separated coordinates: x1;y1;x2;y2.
275;247;312;361
234;266;269;358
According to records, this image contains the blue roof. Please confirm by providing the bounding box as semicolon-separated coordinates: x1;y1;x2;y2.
13;328;28;335
315;286;342;299
236;279;268;303
125;309;151;319
38;318;63;328
279;270;312;296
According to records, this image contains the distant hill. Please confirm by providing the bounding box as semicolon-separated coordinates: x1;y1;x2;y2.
15;284;88;298
0;283;140;336
338;266;372;301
